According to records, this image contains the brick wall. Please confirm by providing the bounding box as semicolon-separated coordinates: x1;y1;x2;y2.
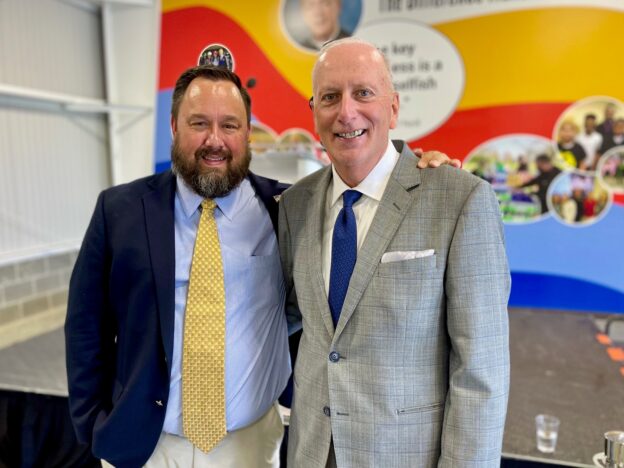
0;250;77;348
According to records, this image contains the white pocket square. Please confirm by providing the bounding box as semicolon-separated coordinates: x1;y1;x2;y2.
381;249;435;263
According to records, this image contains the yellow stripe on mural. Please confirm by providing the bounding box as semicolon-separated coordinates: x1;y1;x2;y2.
437;7;624;108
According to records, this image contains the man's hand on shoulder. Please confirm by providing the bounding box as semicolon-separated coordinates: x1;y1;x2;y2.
413;148;462;169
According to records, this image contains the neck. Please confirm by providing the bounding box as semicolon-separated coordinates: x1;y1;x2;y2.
334;169;364;188
333;158;381;188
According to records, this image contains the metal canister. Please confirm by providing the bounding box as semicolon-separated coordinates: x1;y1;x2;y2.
604;431;624;467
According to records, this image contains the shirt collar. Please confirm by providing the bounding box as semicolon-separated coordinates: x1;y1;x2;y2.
330;139;399;208
176;174;253;221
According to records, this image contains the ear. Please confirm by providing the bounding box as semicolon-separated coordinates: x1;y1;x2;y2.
170;114;178;137
311;101;321;138
389;92;400;130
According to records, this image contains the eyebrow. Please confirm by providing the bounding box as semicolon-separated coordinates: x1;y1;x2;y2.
187;113;243;122
318;83;377;92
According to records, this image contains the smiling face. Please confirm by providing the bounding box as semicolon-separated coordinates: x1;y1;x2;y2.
170;77;251;198
312;41;399;186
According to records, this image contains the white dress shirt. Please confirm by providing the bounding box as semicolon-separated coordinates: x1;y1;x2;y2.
322;139;400;294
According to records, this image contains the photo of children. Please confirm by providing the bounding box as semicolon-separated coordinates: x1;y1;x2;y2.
598;148;624;193
553;97;624;171
464;135;559;223
548;172;610;225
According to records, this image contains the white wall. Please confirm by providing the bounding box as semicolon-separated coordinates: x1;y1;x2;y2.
0;0;160;264
102;0;161;185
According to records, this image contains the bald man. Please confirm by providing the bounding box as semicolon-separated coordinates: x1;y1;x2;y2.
279;38;511;468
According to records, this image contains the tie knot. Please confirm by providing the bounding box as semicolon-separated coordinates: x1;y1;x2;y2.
201;199;217;213
342;190;362;209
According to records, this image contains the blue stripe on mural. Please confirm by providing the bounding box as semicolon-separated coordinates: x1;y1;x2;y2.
155;89;174;167
155;160;171;174
505;205;624;294
509;272;624;313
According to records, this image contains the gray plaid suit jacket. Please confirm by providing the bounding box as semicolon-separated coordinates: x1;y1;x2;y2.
278;141;510;468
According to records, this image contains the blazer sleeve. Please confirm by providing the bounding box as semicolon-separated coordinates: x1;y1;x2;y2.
64;191;117;445
278;192;303;335
439;180;511;468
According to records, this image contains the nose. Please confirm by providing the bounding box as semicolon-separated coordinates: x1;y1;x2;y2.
203;123;224;148
337;95;356;124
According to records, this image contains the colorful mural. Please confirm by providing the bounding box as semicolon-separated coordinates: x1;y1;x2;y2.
157;0;624;313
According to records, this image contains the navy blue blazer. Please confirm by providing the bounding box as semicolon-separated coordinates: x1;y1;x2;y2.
65;170;288;468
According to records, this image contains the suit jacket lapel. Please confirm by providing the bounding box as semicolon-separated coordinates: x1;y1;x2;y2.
334;143;421;338
143;171;176;373
305;168;337;339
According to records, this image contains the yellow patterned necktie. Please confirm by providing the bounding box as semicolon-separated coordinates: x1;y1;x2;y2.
182;199;226;453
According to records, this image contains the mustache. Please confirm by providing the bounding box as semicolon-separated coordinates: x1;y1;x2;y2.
195;146;232;161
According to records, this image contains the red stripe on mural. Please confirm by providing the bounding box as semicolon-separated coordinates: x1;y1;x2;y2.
409;102;570;159
409;102;624;206
160;7;312;133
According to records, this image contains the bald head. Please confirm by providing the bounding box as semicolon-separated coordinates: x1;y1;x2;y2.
312;38;394;95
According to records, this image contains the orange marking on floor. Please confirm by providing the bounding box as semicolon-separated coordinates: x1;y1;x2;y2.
596;333;612;345
607;347;624;361
620;367;624;377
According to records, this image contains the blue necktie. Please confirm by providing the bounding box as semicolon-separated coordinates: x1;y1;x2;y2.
328;190;362;327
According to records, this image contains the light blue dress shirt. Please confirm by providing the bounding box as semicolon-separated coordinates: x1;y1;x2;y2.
163;176;291;435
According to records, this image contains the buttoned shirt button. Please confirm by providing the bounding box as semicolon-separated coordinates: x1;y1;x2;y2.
323;406;331;417
329;351;340;362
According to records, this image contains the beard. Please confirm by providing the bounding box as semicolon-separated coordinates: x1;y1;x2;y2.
171;139;251;198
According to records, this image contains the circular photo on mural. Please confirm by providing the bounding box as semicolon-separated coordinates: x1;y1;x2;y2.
198;43;235;72
597;146;624;194
250;127;325;183
553;96;624;171
464;134;559;223
547;171;611;226
250;122;278;154
281;0;362;52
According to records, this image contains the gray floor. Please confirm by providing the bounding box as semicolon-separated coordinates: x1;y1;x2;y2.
1;308;623;467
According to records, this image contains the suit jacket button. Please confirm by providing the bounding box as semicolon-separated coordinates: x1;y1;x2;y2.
323;406;331;417
329;351;340;362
